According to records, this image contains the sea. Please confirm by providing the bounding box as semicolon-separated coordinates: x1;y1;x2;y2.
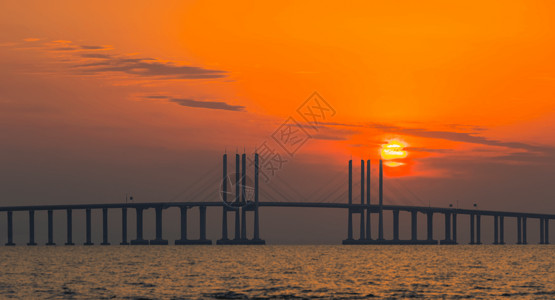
0;245;553;299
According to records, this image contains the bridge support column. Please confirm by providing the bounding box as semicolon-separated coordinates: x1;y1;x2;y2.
411;211;417;241
452;213;457;244
347;160;353;241
150;207;168;245
240;153;247;240
84;208;93;245
47;210;55;245
177;206;210;245
494;215;499;245
5;211;14;246
359;160;365;240
476;214;482;244
427;212;433;241
378;160;384;241
522;217;527;244
234;154;241;241
517;217;522;244
253;153;263;243
499;216;504;245
540;219;545;244
27;210;36;246
199;206;209;243
545;219;550;244
120;208;128;245
175;207;188;244
220;206;229;241
101;208;110;245
366;160;371;241
470;214;475;244
393;210;399;242
441;212;451;244
220;154;229;242
65;209;74;245
131;207;148;245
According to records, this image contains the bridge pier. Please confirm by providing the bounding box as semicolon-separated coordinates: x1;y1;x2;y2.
199;206;209;243
150;206;168;245
47;210;55;245
411;211;417;241
346;160;353;241
253;153;262;242
427;211;433;241
365;160;371;241
494;215;499;245
452;213;457;243
241;154;247;240
131;207;148;245
176;206;211;245
343;160;368;244
540;218;545;244
101;208;110;245
5;211;15;246
27;210;36;246
359;160;365;240
219;153;229;242
470;214;475;244
234;154;241;241
499;216;504;245
476;214;482;244
517;216;522;244
84;208;93;245
545;219;550;244
393;210;399;242
522;217;527;244
120;208;128;245
378;160;384;241
65;209;74;245
440;212;455;244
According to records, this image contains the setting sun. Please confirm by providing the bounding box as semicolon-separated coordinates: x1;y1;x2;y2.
380;139;408;163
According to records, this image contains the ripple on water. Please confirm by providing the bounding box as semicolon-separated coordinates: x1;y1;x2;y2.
0;245;553;299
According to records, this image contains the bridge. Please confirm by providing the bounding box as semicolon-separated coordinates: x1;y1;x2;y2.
0;154;552;246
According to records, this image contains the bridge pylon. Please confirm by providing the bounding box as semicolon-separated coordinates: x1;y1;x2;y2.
217;153;265;245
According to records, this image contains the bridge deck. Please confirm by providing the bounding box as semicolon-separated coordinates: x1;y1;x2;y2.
0;202;553;219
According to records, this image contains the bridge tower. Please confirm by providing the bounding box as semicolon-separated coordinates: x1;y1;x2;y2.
343;159;372;244
217;153;265;245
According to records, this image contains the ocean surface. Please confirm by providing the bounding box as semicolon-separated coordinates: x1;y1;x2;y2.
0;245;553;299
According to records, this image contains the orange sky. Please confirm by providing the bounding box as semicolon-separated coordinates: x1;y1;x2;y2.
1;1;555;211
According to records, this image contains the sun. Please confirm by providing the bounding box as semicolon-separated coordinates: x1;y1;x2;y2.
380;139;408;167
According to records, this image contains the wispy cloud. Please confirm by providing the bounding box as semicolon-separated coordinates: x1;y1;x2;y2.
74;56;226;79
319;121;552;154
28;39;227;80
169;98;245;112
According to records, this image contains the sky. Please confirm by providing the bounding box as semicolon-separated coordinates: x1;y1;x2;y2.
1;1;554;243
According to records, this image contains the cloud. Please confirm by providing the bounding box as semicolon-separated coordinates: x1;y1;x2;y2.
80;45;110;50
53;46;79;51
405;147;454;154
75;56;226;79
80;53;111;59
35;39;226;80
169;98;245;112
319;121;552;154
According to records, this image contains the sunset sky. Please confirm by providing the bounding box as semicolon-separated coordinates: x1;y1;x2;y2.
1;1;554;242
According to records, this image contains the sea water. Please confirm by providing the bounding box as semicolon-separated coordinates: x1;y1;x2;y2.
0;245;553;299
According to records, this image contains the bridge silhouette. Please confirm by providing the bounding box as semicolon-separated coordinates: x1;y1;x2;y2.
0;153;552;246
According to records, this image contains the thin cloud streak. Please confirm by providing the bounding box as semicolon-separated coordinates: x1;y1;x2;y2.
170;98;246;112
319;121;553;154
